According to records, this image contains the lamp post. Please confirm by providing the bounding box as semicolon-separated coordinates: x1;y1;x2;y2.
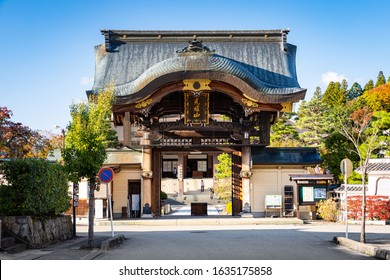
54;125;65;153
54;125;77;238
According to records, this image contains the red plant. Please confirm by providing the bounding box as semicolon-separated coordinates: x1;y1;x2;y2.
347;195;390;220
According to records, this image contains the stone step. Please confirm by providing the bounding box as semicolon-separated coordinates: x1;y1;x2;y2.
1;236;16;248
3;243;27;254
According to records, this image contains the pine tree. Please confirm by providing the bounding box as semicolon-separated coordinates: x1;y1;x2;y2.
270;112;299;147
296;87;331;147
375;70;386;87
322;80;347;108
364;79;374;92
346;82;363;100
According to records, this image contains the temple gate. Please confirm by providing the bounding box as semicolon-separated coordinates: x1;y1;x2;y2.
88;30;307;217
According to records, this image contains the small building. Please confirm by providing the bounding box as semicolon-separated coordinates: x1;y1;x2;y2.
289;173;334;219
365;159;390;196
331;158;390;201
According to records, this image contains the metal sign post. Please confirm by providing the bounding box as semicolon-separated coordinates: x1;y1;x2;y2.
98;167;115;237
344;161;348;239
73;182;79;238
340;158;353;239
106;182;114;237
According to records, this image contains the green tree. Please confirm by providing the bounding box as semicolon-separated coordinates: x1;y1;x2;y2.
0;158;70;216
371;111;390;157
364;79;374;92
63;85;118;247
322;80;347;108
296;87;330;147
346;82;363;101
375;70;386;87
270;112;300;147
322;132;358;181
214;153;232;200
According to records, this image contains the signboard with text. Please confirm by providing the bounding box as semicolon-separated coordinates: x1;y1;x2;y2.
184;92;209;124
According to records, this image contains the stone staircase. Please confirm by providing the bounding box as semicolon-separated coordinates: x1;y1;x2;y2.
1;229;28;254
169;191;225;205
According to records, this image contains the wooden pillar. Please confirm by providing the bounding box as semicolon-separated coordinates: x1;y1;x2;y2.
123;112;131;146
259;111;271;145
241;145;252;216
152;149;161;216
141;132;153;217
177;154;184;198
213;153;219;189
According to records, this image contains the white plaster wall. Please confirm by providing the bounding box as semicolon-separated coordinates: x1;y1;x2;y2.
251;167;306;213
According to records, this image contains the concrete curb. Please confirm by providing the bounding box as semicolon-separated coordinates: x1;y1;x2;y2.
95;217;304;226
100;234;126;251
333;236;390;260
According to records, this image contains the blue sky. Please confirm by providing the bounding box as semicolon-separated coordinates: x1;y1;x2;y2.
1;0;390;133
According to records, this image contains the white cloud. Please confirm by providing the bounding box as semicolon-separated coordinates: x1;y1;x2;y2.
320;71;347;85
80;76;94;86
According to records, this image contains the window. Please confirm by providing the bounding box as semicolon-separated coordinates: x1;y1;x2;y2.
197;160;207;172
162;160;178;178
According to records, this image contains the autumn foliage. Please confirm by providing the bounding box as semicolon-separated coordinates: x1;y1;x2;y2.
348;195;390;221
0;107;54;158
363;83;390;111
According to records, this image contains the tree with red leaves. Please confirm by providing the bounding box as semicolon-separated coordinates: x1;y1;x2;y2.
0;106;53;159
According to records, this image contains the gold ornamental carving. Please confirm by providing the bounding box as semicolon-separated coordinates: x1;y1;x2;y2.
135;98;153;109
241;97;259;108
183;79;211;91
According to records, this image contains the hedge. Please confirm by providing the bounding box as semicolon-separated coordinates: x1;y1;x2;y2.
348;195;390;221
0;158;71;216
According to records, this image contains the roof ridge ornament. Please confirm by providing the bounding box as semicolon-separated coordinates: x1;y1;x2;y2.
176;38;215;55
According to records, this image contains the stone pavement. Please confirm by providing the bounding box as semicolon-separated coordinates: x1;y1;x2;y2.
1;217;389;260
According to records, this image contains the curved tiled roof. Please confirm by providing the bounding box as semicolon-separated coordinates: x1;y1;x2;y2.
113;54;304;99
91;30;306;103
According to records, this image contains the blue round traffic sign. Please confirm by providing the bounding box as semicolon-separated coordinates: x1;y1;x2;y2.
98;167;114;183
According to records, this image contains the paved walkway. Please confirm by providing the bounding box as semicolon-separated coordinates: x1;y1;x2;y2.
170;204;220;216
1;219;389;260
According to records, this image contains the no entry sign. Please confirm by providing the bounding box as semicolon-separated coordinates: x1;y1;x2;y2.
98;167;114;183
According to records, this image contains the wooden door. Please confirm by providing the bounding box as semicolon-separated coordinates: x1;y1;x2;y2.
128;181;141;218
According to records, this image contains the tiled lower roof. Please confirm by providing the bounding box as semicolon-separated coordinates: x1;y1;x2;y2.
252;147;322;165
356;159;390;173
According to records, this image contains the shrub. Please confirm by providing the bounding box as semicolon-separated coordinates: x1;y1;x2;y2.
160;191;168;200
225;201;232;214
348;195;390;221
316;198;339;222
0;158;71;216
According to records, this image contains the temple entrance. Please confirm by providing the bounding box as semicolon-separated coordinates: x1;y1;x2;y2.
114;84;258;217
89;29;307;219
158;150;237;216
127;180;141;218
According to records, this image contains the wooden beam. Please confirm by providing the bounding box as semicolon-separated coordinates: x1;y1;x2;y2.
259;111;271;145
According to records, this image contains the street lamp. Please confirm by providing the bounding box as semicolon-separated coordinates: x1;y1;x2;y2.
53;125;65;152
54;125;77;239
